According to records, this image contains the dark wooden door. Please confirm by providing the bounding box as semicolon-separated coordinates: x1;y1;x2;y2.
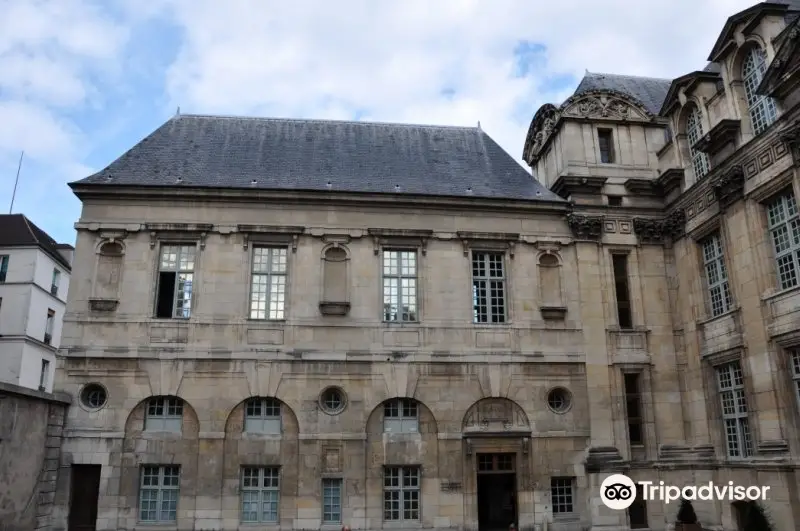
68;464;101;531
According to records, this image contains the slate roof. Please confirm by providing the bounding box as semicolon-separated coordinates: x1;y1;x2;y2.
72;115;564;203
572;72;673;115
0;214;72;270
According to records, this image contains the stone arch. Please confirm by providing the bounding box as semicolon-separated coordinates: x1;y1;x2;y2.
678;98;707;134
730;37;770;81
224;395;300;438
537;251;563;307
365;396;439;436
123;394;199;437
523;103;561;164
730;39;778;137
560;89;653;122
462;397;530;434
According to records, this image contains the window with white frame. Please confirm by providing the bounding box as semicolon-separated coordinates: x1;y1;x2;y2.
766;190;800;290
244;397;281;434
382;249;417;322
472;251;506;323
155;244;195;318
145;397;183;432
551;477;575;515
250;247;287;320
716;361;753;458
240;466;280;523
322;478;342;524
383;466;420;522
383;398;419;433
44;309;55;344
686;105;710;182
51;268;60;296
790;349;800;409
139;465;180;523
742;47;778;135
701;232;733;317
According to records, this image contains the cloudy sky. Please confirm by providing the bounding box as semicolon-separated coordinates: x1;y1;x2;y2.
0;0;760;244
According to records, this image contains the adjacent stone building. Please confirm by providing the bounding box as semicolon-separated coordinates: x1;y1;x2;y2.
51;1;800;530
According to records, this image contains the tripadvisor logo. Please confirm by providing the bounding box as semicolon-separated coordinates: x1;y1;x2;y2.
600;474;770;510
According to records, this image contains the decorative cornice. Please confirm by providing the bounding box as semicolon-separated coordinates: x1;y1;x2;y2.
457;232;520;257
565;213;603;240
368;228;433;255
623;178;657;195
694;119;741;155
551;176;607;199
778;119;800;148
655;168;685;197
238;225;305;252
633;209;686;244
712;165;745;210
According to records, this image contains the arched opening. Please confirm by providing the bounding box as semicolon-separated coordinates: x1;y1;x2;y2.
538;252;563;307
683;103;710;185
732;500;773;530
320;245;350;315
741;47;778;135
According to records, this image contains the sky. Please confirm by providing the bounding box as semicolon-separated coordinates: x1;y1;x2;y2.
0;0;763;245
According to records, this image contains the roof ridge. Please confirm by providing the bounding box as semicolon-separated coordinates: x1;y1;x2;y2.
175;113;481;132
585;71;673;82
19;214;41;246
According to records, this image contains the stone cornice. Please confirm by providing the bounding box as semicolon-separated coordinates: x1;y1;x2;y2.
694;119;741;155
551;176;607;199
623;178;657;195
368;228;434;255
565;213;603;240
655;168;685;196
632;209;686;245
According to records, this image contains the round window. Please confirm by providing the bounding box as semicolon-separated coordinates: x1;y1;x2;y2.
319;387;346;415
80;384;108;409
547;387;572;414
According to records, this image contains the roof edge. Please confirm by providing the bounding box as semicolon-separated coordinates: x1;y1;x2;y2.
708;2;792;61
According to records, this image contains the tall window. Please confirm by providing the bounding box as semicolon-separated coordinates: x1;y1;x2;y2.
551;477;575;515
145;397;183;432
44;309;55;344
250;247;287;320
155;244;195;318
766;190;800;290
244;397;281;434
139;465;180;523
383;250;417;322
701;232;733;317
39;359;49;390
612;254;632;329
598;129;614;163
383;467;420;522
51;268;60;296
0;255;8;282
790;349;800;410
624;373;643;445
322;478;342;524
686;105;710;182
742;47;778;135
240;467;280;523
384;398;419;433
717;361;753;458
472;251;506;323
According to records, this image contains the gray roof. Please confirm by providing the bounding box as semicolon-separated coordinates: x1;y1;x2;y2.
572;73;672;115
0;214;72;270
74;115;564;203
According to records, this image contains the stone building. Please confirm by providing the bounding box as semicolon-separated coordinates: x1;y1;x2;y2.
51;1;800;530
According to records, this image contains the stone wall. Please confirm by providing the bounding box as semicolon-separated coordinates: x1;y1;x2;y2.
0;381;70;531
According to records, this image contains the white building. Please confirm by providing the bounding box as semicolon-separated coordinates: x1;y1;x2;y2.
0;214;73;392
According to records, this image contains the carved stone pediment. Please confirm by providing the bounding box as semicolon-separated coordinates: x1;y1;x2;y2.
633;209;686;244
462;398;530;434
523;103;562;164
712;165;744;210
565;214;603;240
561;90;652;122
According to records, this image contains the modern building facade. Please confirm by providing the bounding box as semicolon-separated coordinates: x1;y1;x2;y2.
0;214;73;393
51;1;800;530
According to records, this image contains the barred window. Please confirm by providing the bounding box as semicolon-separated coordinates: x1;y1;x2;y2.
240;467;280;523
244;397;281;434
322;478;342;524
383;250;417;322
716;361;753;458
766;190;800;290
742;47;778;135
383;467;420;522
250;247;287;320
145;397;183;432
384;398;419;433
701;232;733;317
139;465;180;523
685;105;710;183
551;477;575;515
472;252;506;323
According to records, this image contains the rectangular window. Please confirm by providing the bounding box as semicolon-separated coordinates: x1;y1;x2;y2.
612;254;632;328
240;466;280;523
472;251;506;323
628;484;649;529
551;477;575;515
701;232;733;317
598;129;614;163
39;359;49;390
244;398;281;434
322;478;342;524
145;397;183;432
624;373;644;445
0;255;8;282
766;190;800;290
717;361;753;458
44;309;55;345
607;195;623;207
384;399;419;433
155;244;195;319
249;247;287;320
790;349;800;410
383;466;420;522
51;268;60;296
383;249;418;322
138;465;180;523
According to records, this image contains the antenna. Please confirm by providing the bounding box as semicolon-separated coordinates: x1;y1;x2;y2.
477;120;482;130
9;151;24;214
176;106;181;116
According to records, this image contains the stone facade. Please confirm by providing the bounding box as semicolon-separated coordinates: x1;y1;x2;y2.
51;2;800;531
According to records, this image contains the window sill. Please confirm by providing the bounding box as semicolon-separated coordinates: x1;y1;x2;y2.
472;322;513;327
238;523;280;529
242;432;282;439
552;515;580;522
134;524;176;529
761;283;800;303
245;318;286;324
150;317;191;322
695;305;740;327
382;320;421;326
381;521;422;529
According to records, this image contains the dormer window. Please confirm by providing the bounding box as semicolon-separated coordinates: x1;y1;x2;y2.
598;129;614;163
742;47;777;135
686;105;710;182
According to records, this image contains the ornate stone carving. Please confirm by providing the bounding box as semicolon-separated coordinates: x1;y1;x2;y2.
663;209;687;239
633;209;686;244
523;103;562;164
462;398;530;433
779;120;800;148
561;89;652;122
712;165;745;210
565;213;603;240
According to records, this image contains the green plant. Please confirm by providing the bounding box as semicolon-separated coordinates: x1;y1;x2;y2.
676;499;698;524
